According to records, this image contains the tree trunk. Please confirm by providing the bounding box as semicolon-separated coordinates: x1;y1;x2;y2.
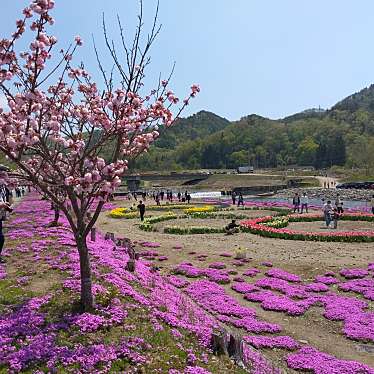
77;238;93;311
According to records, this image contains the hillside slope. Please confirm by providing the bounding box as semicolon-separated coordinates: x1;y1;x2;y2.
133;86;374;172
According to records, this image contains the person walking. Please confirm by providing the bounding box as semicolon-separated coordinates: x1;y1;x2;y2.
292;193;300;213
300;192;309;213
177;192;181;202
137;200;146;221
323;200;333;228
371;194;374;215
237;193;244;207
335;193;344;214
186;193;191;204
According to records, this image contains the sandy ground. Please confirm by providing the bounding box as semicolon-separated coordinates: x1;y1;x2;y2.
96;199;374;371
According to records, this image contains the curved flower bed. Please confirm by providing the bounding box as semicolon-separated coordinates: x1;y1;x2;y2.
164;226;225;235
109;207;139;219
240;213;374;242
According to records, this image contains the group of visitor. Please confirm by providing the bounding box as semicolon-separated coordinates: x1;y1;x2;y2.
128;189;192;205
231;192;244;207
292;192;310;213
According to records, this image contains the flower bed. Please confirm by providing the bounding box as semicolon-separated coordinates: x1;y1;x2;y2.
184;205;216;215
164;226;225;235
240;213;374;242
109;207;139;219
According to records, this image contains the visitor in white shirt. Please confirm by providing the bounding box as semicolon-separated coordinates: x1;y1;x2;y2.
300;192;309;213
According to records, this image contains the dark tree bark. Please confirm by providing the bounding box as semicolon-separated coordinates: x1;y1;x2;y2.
77;236;93;310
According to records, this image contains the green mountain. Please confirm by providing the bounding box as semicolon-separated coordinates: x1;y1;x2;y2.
333;84;374;112
133;85;374;173
155;110;230;149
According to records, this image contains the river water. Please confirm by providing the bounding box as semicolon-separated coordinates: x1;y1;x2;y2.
190;191;372;212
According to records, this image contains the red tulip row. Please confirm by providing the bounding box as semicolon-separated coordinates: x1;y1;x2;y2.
240;213;374;242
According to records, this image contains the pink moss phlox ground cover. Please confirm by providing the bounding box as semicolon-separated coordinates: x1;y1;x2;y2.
168;276;190;289
4;194;374;372
314;275;340;285
243;335;300;350
0;195;221;371
286;346;374;374
208;262;226;269
243;273;374;342
254;277;307;299
169;366;212;374
339;268;369;279
0;264;5;280
242;344;282;374
261;262;273;267
245;290;318;316
174;263;230;284
185;280;281;334
305;283;330;293
219;252;232;257
243;268;261;277
265;268;301;283
231;282;259;294
338;279;374;301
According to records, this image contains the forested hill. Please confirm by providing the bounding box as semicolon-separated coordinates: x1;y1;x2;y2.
333;84;374;112
155;110;230;149
131;86;374;173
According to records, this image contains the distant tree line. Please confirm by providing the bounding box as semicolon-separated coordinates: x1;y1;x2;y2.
127;108;374;174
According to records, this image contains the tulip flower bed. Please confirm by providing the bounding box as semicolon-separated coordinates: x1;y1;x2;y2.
184;206;216;215
109;207;139;219
164;226;226;235
240;213;374;242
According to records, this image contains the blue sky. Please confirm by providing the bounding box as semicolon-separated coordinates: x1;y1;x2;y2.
1;1;374;120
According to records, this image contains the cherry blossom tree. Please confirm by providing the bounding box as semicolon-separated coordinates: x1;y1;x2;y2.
0;0;199;310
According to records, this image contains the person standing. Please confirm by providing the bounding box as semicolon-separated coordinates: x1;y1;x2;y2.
371;194;374;215
323;200;333;228
300;192;309;213
186;193;191;204
232;192;236;205
332;207;340;229
292;193;300;213
137;200;146;221
335;193;344;214
0;186;12;263
177;192;181;202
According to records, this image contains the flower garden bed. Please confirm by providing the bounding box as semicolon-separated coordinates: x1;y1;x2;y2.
0;195;249;374
240;213;374;242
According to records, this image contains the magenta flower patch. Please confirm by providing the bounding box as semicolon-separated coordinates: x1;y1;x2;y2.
243;335;300;350
339;268;369;279
286;346;374;374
